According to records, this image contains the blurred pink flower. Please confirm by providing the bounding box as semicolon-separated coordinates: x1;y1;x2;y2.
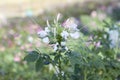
62;18;78;31
0;45;5;52
91;11;97;18
8;39;14;47
14;55;21;62
20;46;25;50
86;42;92;47
25;24;42;34
89;35;93;41
94;41;101;48
98;13;106;21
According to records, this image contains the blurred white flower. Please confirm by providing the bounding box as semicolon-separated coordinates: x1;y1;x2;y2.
37;30;47;38
45;27;50;33
49;64;54;71
61;42;66;46
91;11;97;18
42;37;49;44
28;36;33;43
61;31;69;40
26;9;33;17
108;29;119;48
70;32;80;39
0;14;8;26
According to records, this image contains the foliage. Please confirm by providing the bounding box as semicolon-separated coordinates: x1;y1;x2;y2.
24;14;120;80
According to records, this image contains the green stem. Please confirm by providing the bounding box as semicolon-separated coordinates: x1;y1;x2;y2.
84;69;87;80
58;52;62;80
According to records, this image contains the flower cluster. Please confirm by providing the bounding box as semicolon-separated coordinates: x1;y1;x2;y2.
37;16;80;51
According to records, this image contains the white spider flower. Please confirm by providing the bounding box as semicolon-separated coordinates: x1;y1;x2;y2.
70;32;80;39
61;42;66;46
37;30;47;38
45;27;50;33
61;31;69;40
42;37;50;44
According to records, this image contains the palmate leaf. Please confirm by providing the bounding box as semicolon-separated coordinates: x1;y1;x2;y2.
52;74;58;80
67;51;82;66
35;57;44;71
24;51;40;62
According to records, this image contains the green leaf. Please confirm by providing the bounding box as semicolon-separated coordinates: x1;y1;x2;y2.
24;51;39;62
51;74;58;80
68;51;82;66
35;57;44;71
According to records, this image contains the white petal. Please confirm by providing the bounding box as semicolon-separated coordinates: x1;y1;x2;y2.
61;42;66;46
63;18;78;31
45;27;50;33
28;36;33;43
53;45;58;51
53;43;58;51
70;32;80;39
42;37;49;44
65;47;68;51
61;31;69;39
37;31;47;38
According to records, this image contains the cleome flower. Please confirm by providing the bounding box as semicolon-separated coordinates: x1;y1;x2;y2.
37;17;81;52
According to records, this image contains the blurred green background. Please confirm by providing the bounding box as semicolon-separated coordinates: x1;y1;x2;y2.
0;0;120;80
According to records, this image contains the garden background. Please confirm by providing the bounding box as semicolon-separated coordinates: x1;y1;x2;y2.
0;0;120;80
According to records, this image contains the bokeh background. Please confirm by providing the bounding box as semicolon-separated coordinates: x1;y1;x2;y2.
0;0;120;80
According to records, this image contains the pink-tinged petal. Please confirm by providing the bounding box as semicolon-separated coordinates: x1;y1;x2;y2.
14;55;21;62
94;41;101;48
